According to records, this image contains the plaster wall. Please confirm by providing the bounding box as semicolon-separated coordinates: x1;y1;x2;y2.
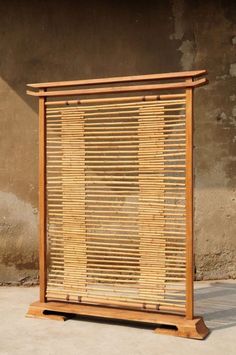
0;0;235;284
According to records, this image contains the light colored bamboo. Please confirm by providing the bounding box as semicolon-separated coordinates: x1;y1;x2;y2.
45;93;186;106
44;94;189;313
46;99;185;111
61;112;87;293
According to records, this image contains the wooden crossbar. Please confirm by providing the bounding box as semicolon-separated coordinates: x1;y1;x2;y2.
27;70;207;89
27;78;207;97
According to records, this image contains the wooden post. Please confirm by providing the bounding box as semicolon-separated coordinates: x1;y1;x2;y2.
185;79;194;320
39;89;47;302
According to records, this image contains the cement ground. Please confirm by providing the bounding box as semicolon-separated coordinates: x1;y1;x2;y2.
0;280;235;355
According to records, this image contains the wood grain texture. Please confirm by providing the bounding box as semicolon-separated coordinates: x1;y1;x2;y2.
27;78;207;97
27;70;207;88
39;91;47;302
26;301;209;339
185;79;194;320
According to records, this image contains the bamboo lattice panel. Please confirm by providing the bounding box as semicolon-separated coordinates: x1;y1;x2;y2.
46;94;187;314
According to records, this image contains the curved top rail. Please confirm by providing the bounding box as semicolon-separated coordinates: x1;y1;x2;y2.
27;77;208;97
27;70;207;89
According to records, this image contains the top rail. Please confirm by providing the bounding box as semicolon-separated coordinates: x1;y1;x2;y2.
27;77;208;98
27;70;207;89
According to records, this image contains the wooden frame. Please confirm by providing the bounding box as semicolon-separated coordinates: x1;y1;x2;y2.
26;71;209;339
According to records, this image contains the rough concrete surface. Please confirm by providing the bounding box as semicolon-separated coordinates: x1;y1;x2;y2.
0;281;235;355
0;0;236;283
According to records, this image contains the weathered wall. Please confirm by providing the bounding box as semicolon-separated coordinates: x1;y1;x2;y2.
0;0;235;284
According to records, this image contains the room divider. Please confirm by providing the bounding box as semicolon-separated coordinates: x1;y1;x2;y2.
26;70;209;339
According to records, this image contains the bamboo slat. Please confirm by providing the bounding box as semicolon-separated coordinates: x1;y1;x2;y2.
37;83;197;317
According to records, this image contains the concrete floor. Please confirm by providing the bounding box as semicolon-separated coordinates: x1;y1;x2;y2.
0;281;235;355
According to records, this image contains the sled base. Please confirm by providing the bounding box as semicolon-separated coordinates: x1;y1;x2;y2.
26;301;209;340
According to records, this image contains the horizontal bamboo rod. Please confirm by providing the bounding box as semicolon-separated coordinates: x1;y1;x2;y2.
50;253;185;262
46;284;185;297
47;130;185;137
48;197;185;203
51;243;185;252
46;280;185;291
45;291;186;311
46;281;185;293
49;258;186;267
50;263;185;274
47;176;185;181
48;207;186;214
50;237;184;244
49;218;185;224
49;226;185;234
47;107;164;116
46;289;184;303
47;181;186;186
47;188;185;193
47;139;186;144
45;94;186;106
46;284;185;300
47;136;185;143
47;109;185;119
47;175;185;180
49;233;186;241
47;128;186;135
49;199;185;208
48;211;186;218
47;267;186;280
51;259;185;269
46;119;186;127
46;101;184;112
47;144;186;149
49;218;185;226
47;273;186;284
49;196;185;202
47;114;185;121
45;294;184;308
46;152;186;157
46;100;185;112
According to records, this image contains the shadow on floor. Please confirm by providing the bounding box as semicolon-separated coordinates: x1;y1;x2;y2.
195;282;236;331
65;282;236;333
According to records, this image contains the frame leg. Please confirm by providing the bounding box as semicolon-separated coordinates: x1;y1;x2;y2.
26;304;73;322
155;317;209;339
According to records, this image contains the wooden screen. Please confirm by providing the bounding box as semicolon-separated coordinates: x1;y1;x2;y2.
27;71;208;320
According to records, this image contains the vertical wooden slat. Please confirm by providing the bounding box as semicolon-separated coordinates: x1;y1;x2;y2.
185;79;194;320
39;89;47;302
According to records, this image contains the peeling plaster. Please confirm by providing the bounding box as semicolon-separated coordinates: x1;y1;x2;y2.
170;0;185;40
232;106;236;117
229;63;236;77
178;40;195;70
0;192;38;283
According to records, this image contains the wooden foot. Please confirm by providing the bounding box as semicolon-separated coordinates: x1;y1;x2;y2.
26;303;73;321
26;301;209;339
155;317;209;339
